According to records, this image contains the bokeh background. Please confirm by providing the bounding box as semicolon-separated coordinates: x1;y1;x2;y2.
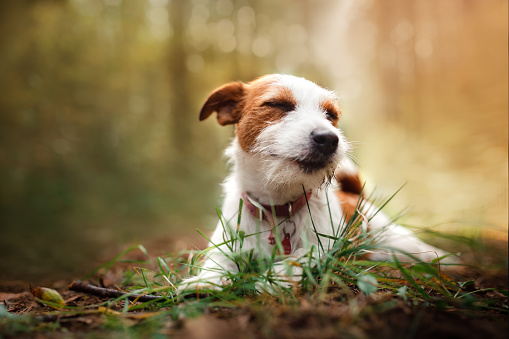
1;0;507;282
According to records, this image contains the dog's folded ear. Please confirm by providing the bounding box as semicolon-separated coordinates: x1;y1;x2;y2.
199;81;246;126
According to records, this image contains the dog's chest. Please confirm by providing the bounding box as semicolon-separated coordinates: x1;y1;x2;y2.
238;209;306;255
237;192;343;255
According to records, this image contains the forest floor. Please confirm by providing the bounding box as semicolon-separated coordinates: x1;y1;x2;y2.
1;237;507;339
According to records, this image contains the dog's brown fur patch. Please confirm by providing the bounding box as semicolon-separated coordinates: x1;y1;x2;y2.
337;173;364;196
335;191;361;223
320;98;341;128
235;76;297;151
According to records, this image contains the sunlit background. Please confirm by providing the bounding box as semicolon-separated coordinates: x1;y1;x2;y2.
0;0;507;282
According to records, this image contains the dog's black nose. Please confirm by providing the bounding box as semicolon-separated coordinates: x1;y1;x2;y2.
311;129;339;156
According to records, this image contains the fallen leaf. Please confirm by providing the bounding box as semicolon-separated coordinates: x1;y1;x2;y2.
31;287;65;309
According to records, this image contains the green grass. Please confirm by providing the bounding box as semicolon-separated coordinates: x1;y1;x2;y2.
1;193;507;338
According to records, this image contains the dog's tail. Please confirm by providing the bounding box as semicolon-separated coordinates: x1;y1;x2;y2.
335;158;364;195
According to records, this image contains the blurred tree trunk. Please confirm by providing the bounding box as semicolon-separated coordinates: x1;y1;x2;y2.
167;1;192;157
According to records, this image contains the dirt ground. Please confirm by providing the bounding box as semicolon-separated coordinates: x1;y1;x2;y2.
1;277;507;339
1;239;507;339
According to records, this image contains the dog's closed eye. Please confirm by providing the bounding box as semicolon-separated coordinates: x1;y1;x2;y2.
321;100;341;126
262;100;296;113
325;110;339;122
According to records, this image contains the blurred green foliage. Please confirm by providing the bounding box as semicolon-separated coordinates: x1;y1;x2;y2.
0;0;326;281
0;0;506;281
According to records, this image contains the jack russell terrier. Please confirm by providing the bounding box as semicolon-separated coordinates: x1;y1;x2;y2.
179;74;453;292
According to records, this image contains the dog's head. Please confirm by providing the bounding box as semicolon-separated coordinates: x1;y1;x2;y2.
200;74;349;192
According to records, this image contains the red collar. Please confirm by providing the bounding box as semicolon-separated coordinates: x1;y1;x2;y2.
241;191;312;255
241;191;312;226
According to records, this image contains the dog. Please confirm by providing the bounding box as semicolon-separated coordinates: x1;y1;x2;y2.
179;74;453;292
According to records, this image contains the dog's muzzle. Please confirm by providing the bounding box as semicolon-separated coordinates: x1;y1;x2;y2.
295;128;339;173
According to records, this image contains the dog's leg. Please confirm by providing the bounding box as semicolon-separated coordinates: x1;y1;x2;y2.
255;248;315;294
361;203;456;263
336;160;456;264
177;249;239;293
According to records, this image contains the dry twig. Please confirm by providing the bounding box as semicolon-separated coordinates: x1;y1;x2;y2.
68;281;165;303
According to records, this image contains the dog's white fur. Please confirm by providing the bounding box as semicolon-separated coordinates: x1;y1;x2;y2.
179;74;453;292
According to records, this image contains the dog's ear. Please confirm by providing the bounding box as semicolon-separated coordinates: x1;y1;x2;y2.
199;81;246;126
